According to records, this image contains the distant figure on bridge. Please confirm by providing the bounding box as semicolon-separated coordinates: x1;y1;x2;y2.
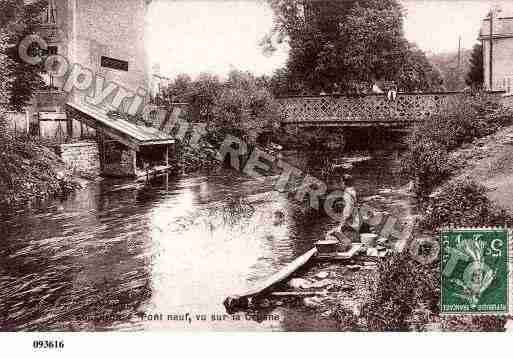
386;81;398;101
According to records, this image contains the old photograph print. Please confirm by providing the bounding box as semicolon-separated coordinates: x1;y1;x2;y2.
1;0;513;333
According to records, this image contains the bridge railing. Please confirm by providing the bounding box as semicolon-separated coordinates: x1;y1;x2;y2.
276;92;473;125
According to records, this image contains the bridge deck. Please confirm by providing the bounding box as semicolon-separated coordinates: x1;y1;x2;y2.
282;119;416;128
277;92;504;127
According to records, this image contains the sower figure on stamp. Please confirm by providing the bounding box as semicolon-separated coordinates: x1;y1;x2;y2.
326;174;363;251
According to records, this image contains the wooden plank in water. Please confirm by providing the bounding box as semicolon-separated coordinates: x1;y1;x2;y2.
316;243;363;260
232;247;317;299
270;291;325;297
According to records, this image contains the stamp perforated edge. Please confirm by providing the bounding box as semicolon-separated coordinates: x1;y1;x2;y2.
439;227;511;317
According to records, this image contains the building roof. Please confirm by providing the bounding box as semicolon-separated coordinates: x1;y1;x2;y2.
67;101;175;150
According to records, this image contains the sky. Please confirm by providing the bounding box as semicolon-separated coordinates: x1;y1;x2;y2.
147;0;513;80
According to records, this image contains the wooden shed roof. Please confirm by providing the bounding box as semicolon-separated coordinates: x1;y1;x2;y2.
67;101;175;151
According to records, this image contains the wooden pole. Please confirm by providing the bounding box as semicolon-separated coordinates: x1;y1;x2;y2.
25;109;29;134
164;144;169;167
458;35;461;74
132;150;137;178
97;130;105;173
489;11;494;90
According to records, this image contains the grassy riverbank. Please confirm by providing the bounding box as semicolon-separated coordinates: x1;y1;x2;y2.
0;129;81;210
404;93;513;230
364;92;513;332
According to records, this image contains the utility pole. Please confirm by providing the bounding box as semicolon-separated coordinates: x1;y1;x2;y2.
457;36;461;72
457;35;461;89
489;10;494;90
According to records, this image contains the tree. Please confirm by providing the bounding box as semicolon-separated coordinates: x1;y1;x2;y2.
161;70;278;143
465;43;483;89
213;70;278;143
264;0;441;94
164;73;192;102
0;0;47;112
186;73;222;124
429;49;473;92
397;43;443;92
268;67;305;97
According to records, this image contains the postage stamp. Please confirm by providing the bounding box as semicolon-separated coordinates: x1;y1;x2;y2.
441;228;509;314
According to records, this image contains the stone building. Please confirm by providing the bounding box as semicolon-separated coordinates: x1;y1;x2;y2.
32;0;175;178
37;0;151;105
480;7;513;92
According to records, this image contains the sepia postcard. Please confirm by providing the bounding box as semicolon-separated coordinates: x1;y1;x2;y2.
1;0;513;353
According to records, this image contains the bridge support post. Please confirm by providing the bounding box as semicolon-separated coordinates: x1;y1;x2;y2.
97;129;105;173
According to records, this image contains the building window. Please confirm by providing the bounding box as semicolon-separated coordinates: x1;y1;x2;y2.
101;56;129;72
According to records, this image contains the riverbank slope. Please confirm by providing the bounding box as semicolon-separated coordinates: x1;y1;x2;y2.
449;124;513;213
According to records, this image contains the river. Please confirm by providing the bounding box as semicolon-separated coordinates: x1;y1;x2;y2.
0;150;417;331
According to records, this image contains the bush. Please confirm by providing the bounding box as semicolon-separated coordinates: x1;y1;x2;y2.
400;138;451;197
421;179;510;230
401;93;513;196
0;131;78;208
442;315;506;332
173;139;220;173
164;70;279;144
364;253;439;331
364;248;507;332
212;82;278;144
412;93;512;151
184;73;222;124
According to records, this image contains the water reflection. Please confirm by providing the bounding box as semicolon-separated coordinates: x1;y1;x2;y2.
0;150;413;331
0;180;155;331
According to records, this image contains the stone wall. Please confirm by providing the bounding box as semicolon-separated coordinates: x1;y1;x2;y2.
102;141;137;177
57;141;100;175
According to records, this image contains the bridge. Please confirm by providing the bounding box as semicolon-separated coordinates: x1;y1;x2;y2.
276;92;501;128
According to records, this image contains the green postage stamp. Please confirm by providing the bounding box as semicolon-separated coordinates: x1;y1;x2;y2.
441;228;510;314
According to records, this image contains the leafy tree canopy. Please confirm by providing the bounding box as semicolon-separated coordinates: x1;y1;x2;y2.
161;70;279;143
465;43;483;89
0;0;47;111
263;0;442;95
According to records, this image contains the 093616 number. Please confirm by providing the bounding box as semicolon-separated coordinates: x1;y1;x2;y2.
33;340;64;349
